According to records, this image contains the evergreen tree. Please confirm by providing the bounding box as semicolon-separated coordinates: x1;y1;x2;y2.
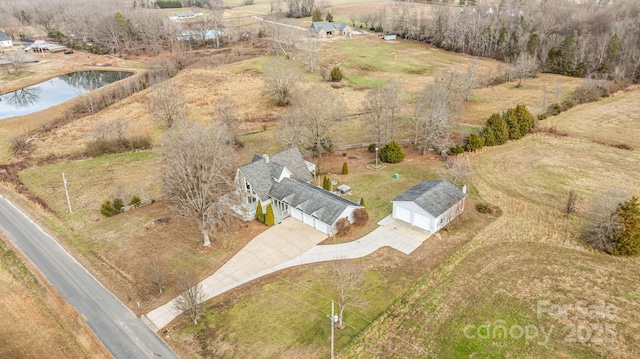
612;196;640;256
515;104;535;135
503;108;522;140
330;66;343;82
265;204;275;226
379;140;405;163
325;12;334;22
255;200;264;223
360;198;365;207
465;133;485;152
342;162;349;175
485;113;509;145
311;9;323;22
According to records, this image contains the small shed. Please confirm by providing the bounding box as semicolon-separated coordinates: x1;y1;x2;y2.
391;180;466;233
337;184;351;194
383;33;397;41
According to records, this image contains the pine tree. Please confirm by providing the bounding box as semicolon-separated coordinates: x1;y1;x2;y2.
342;162;349;175
612;196;640;256
311;9;323;22
326;12;334;22
255;200;264;223
265;203;275;226
465;133;485;152
485;113;509;145
515;104;535;135
360;198;365;207
503;108;522;140
379;140;406;163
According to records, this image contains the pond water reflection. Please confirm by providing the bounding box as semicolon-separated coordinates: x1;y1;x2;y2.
0;70;132;119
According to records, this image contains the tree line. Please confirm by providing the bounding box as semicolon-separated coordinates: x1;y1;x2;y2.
0;0;226;55
384;0;640;82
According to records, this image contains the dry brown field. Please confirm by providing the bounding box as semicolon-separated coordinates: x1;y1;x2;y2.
0;233;112;359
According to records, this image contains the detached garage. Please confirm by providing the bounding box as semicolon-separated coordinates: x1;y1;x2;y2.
392;180;467;233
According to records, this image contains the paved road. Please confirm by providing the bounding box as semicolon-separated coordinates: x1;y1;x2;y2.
0;196;178;359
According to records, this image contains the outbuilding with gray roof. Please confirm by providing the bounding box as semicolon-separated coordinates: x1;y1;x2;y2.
391;180;466;233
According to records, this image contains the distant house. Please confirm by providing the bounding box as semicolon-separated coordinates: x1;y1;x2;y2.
391;180;466;233
310;21;352;38
24;40;67;53
383;33;397;41
234;147;361;235
177;29;223;41
169;11;203;21
0;31;13;48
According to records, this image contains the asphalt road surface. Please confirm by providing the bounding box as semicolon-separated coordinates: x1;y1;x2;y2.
0;196;179;359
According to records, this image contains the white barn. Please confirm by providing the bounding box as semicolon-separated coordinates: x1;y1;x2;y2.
392;180;466;233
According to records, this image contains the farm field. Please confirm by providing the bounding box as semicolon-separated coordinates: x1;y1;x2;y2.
542;88;640;149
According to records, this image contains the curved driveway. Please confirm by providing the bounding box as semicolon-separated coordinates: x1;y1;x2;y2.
147;216;431;330
0;197;178;359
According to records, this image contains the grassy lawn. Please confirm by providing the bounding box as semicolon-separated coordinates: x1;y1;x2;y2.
323;36;467;90
463;74;584;125
167;198;494;358
342;133;640;357
542;89;640;149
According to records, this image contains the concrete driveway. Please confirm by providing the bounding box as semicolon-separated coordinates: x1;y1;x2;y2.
146;218;326;330
146;215;432;330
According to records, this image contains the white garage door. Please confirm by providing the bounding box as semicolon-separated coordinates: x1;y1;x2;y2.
314;220;331;235
394;204;412;223
414;213;431;232
291;208;303;221
303;213;315;226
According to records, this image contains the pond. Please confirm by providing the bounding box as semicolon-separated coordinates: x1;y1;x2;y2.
0;70;133;119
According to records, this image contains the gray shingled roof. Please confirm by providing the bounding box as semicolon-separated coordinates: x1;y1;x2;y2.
392;180;466;217
311;21;348;33
238;160;273;200
239;147;312;200
269;178;361;225
0;31;11;42
270;147;313;182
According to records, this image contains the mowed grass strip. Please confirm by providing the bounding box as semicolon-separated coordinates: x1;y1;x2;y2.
543;89;640;149
474;134;640;212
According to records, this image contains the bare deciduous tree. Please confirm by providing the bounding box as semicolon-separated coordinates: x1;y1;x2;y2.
584;189;628;253
149;82;187;128
442;156;474;186
263;57;302;106
331;261;366;329
174;272;205;325
276;84;344;162
304;33;320;73
363;83;400;147
213;98;239;133
159;120;237;247
149;260;165;295
415;83;455;154
514;52;537;88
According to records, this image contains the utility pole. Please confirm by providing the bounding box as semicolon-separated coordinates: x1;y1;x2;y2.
328;300;338;359
62;172;72;214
